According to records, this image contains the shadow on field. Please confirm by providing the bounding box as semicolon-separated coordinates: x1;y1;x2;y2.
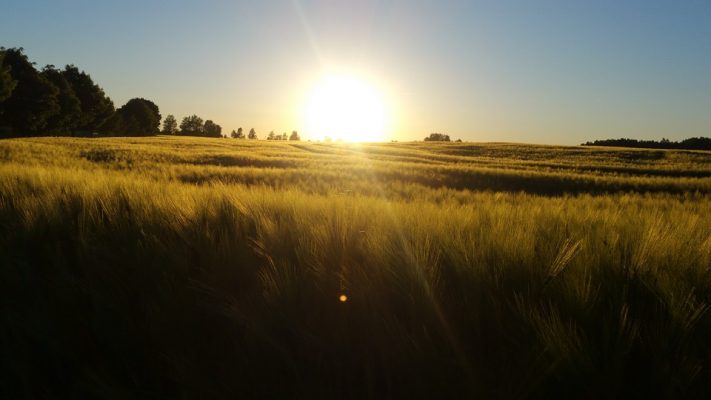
424;169;703;196
186;154;299;168
174;166;708;197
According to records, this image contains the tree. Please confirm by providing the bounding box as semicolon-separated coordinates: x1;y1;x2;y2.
203;120;222;137
105;98;161;136
180;115;204;136
289;130;300;141
231;127;245;139
281;132;287;141
0;48;59;135
39;65;82;134
267;130;275;140
0;49;17;104
162;115;178;134
62;65;114;133
248;128;257;139
424;133;450;142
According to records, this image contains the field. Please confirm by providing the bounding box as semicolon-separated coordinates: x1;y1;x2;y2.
1;136;711;398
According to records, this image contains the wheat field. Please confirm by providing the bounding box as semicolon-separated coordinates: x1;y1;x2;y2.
1;136;710;398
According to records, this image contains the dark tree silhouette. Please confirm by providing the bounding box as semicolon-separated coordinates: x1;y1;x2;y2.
267;130;276;140
248;128;257;139
41;65;81;134
203;120;222;137
583;137;711;151
0;48;173;137
289;130;300;141
180;115;204;136
231;127;245;138
679;137;711;150
424;133;450;142
0;49;17;104
0;48;59;135
103;98;160;136
61;65;114;133
162;115;178;135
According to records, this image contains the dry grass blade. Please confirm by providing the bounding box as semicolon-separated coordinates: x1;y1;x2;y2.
548;238;583;279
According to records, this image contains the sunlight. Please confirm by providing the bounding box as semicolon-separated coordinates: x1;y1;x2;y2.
301;73;389;142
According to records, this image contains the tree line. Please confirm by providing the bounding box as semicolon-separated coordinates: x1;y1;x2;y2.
424;133;462;142
0;47;300;140
583;137;711;151
159;119;301;140
160;114;223;138
0;47;162;136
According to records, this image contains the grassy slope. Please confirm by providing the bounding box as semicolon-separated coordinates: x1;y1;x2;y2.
1;136;710;398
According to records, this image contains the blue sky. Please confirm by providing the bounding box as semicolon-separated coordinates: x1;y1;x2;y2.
2;0;710;143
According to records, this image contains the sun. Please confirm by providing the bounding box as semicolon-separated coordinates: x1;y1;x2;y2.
301;73;389;142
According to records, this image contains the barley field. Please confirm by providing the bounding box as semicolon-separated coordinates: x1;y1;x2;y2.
1;136;710;398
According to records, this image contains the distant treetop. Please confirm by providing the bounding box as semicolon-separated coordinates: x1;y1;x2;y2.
162;115;178;135
203;120;222;138
231;127;244;139
424;133;451;142
102;97;160;136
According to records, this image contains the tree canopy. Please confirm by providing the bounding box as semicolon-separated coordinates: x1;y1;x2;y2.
203;120;222;137
424;133;450;142
0;48;59;135
162;115;178;135
103;98;161;136
176;115;225;138
179;115;204;136
41;65;82;134
0;50;17;104
231;127;244;139
61;65;114;133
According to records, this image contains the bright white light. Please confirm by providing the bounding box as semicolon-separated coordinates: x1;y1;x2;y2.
302;73;388;142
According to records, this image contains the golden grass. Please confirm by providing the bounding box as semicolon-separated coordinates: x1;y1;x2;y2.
1;136;710;398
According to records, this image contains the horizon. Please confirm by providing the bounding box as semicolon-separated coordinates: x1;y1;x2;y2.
2;0;710;144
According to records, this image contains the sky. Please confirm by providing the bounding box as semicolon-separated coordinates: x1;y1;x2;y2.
2;0;710;144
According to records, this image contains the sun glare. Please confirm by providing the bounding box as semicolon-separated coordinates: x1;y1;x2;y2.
302;73;389;142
